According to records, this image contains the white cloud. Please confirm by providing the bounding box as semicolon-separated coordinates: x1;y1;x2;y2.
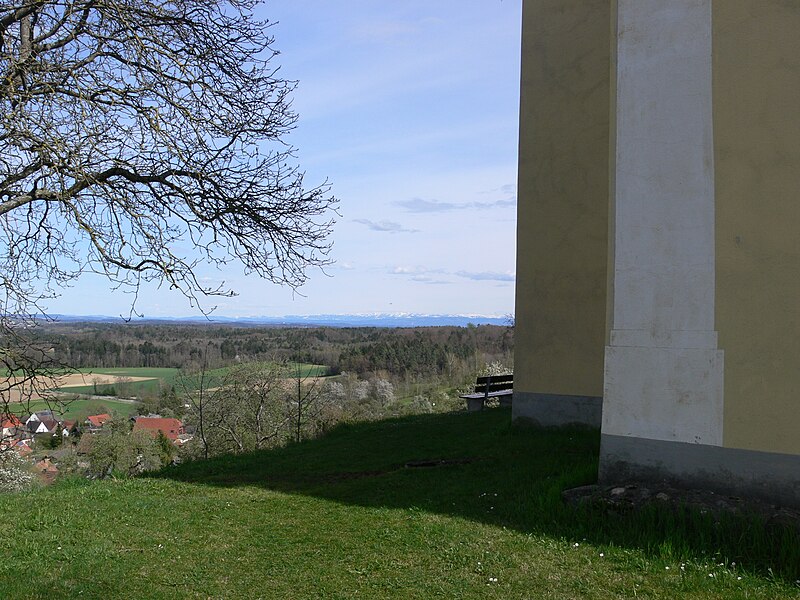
395;196;516;213
456;271;516;283
353;219;418;234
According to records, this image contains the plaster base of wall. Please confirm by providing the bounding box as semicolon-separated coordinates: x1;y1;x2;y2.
512;392;602;429
600;434;800;508
604;344;724;445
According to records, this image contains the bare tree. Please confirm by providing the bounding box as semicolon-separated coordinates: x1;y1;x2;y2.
182;360;288;457
176;342;216;460
290;362;321;443
0;1;337;410
215;361;287;451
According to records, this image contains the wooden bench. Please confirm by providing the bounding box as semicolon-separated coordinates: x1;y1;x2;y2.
460;374;513;412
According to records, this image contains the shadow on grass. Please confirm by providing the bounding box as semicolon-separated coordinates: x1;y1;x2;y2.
152;407;800;581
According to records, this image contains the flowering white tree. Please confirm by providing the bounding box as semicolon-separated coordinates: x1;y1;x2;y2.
0;451;36;492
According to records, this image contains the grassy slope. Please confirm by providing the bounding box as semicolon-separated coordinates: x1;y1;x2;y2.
1;408;798;599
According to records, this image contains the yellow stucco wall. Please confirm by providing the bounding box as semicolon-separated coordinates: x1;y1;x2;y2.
713;2;800;455
514;0;610;397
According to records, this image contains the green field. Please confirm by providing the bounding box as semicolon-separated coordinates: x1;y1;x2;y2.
0;408;797;599
50;367;179;397
8;363;330;422
52;364;328;397
23;397;140;421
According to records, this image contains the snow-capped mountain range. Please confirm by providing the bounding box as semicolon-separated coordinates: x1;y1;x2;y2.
47;313;511;328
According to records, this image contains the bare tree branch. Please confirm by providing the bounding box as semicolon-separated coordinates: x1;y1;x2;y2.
0;0;337;412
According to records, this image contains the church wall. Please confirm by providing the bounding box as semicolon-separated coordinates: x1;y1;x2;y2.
512;0;610;426
713;1;800;456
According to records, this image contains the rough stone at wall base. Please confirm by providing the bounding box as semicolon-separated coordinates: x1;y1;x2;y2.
599;434;800;509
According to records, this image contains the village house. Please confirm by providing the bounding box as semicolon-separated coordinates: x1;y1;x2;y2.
132;416;185;443
13;439;33;457
33;457;59;484
1;414;22;440
25;411;60;436
61;420;80;438
85;413;111;432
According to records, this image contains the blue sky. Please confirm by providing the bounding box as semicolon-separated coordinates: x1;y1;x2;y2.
51;0;522;318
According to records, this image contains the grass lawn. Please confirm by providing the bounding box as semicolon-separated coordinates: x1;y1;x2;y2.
22;397;140;421
1;408;798;599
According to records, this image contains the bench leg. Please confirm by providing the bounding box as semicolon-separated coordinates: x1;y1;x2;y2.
466;398;484;412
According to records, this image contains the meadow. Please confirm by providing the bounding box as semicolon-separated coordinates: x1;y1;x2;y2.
53;367;179;396
0;408;797;599
24;397;140;421
54;364;328;396
10;363;330;420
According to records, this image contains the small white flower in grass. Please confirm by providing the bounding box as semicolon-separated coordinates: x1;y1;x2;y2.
665;566;670;570
737;577;742;581
708;573;714;578
573;543;579;548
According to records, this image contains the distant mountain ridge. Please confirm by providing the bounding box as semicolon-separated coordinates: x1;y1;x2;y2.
46;313;511;328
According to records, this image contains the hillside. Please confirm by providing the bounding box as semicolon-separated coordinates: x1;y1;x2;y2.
0;409;798;599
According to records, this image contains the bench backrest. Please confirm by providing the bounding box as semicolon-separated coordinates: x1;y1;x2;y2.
474;374;513;394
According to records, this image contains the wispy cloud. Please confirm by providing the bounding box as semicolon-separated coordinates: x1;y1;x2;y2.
395;197;516;213
394;198;460;213
391;266;426;275
472;198;516;210
480;183;517;196
501;183;516;196
390;266;450;285
391;266;514;284
412;275;451;285
354;219;419;234
456;270;516;282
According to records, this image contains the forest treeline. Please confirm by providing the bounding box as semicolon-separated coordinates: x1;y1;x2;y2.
6;323;513;479
31;322;513;384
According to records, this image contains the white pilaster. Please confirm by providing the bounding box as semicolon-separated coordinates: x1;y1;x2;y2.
604;0;724;446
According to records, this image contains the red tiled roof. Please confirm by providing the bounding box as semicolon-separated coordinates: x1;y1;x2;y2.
133;417;184;441
34;458;59;474
0;415;22;428
87;414;111;427
15;440;32;456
